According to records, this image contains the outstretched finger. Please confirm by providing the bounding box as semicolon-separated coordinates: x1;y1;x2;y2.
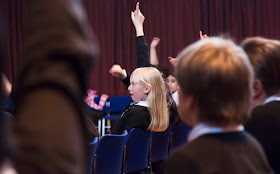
199;31;203;39
136;2;140;15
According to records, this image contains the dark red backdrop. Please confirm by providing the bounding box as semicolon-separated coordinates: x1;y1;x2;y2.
1;0;280;95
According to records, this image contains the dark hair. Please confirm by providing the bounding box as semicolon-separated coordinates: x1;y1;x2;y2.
151;64;169;79
241;37;280;96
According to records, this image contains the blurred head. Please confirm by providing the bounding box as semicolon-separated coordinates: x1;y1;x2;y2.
241;37;280;109
129;67;169;131
176;37;254;127
167;71;179;94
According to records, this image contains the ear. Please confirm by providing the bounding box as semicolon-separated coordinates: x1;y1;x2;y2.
144;85;151;94
253;79;264;99
178;89;198;126
185;95;197;112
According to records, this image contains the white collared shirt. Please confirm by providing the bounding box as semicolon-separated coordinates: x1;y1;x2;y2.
135;101;149;107
264;94;280;105
188;123;244;142
172;91;179;106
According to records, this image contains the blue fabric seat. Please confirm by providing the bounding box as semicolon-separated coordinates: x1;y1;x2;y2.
150;125;172;162
93;130;128;174
123;128;152;173
170;119;192;151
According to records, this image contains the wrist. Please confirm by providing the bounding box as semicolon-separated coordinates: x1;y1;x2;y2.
135;27;144;37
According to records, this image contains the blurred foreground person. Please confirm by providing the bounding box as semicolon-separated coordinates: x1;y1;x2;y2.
242;37;280;174
164;37;274;174
12;0;98;173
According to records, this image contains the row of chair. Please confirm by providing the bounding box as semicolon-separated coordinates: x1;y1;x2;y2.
88;121;192;174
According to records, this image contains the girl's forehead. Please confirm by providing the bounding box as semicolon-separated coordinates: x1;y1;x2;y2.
167;75;176;79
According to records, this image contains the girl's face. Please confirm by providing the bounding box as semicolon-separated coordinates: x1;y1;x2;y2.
167;75;179;94
128;81;149;102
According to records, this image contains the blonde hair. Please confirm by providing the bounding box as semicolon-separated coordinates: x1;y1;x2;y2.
176;37;254;126
131;67;169;132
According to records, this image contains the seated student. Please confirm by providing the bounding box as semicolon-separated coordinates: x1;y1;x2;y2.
110;2;179;129
166;71;179;106
111;67;169;134
241;37;280;174
164;37;274;174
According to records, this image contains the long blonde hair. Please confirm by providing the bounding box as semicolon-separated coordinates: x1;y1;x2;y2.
131;67;169;132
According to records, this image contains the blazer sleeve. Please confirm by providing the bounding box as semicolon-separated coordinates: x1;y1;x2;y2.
122;74;131;87
136;36;150;68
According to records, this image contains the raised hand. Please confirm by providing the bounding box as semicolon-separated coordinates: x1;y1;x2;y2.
150;37;160;48
131;2;145;36
109;64;126;80
199;30;209;39
168;56;178;66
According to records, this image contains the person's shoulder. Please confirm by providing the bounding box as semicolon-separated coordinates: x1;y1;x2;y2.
252;101;280;116
129;105;149;112
165;144;198;174
124;105;149;118
247;101;280;129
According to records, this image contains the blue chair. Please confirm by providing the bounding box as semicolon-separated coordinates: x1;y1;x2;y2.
150;125;172;162
88;137;98;174
93;130;128;174
101;96;131;135
124;128;153;173
170;119;192;151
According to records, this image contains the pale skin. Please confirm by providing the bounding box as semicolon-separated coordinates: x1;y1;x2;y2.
167;75;179;94
199;30;209;39
251;79;268;109
109;64;126;80
131;2;145;37
128;80;150;102
150;37;160;66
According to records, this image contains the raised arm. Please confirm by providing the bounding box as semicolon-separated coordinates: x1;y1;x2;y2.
131;2;150;68
150;37;160;66
109;64;130;87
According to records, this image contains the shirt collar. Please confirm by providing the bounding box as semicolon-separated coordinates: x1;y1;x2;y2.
134;101;149;107
188;123;244;142
264;94;280;105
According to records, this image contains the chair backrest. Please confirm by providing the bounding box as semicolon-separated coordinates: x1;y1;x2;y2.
88;137;98;174
170;119;192;151
124;128;152;173
94;130;128;174
150;125;172;162
109;96;131;114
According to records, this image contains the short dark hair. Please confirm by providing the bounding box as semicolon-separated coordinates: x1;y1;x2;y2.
241;37;280;96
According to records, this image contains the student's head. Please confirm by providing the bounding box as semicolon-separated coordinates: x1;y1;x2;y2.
129;67;169;131
176;37;254;127
241;37;280;109
167;71;179;94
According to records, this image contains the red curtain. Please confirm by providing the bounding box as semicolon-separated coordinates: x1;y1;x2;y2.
1;0;280;95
